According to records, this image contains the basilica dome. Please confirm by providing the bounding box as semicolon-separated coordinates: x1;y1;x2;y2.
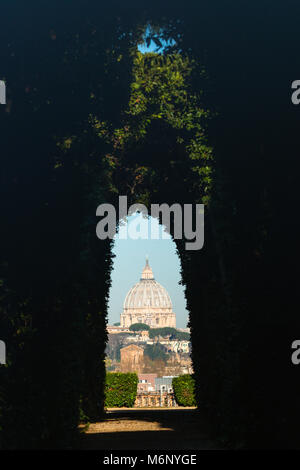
124;266;172;310
121;258;176;329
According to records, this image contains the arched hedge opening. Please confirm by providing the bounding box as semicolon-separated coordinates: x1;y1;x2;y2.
0;1;299;450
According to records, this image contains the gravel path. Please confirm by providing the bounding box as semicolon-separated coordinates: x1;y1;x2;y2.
79;408;218;450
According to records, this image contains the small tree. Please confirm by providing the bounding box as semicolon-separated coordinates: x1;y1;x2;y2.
129;323;150;332
170;331;190;341
172;375;196;407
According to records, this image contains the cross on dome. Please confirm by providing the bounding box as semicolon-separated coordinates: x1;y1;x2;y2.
141;256;154;280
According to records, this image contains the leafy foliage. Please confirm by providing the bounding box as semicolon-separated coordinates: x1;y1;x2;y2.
148;327;189;341
129;323;150;331
172;375;196;407
90;51;213;205
105;373;138;408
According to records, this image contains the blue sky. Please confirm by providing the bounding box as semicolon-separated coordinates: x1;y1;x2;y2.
138;40;157;54
107;214;189;329
137;26;176;54
137;26;159;54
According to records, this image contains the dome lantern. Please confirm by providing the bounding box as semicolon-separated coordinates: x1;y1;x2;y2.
141;256;154;280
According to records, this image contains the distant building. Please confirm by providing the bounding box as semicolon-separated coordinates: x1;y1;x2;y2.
120;344;144;373
134;391;178;408
135;375;178;408
177;328;190;333
107;325;131;334
137;373;157;392
157;340;190;354
155;376;177;393
120;258;176;329
138;330;149;338
123;332;149;344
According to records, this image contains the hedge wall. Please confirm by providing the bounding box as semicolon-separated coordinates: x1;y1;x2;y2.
105;373;138;408
172;375;196;407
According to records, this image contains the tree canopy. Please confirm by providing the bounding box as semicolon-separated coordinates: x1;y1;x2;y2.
148;328;190;341
129;323;150;331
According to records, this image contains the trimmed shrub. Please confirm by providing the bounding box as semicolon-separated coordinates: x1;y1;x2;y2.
105;373;138;408
172;375;196;407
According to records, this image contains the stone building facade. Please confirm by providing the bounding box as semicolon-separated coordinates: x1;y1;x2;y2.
120;344;144;373
134;392;177;408
120;259;176;329
137;373;157;392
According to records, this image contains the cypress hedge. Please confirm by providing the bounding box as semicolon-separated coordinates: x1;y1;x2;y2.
105;373;138;408
172;375;196;407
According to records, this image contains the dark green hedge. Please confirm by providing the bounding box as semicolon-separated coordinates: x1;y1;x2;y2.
105;373;138;408
172;375;196;407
